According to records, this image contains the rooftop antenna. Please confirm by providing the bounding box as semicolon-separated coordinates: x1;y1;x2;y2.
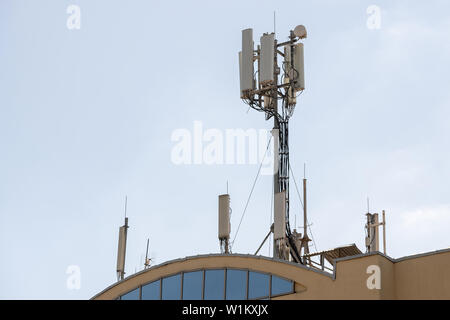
218;194;231;254
300;163;311;263
144;238;151;269
116;196;129;281
364;200;387;254
273;11;276;36
239;22;307;263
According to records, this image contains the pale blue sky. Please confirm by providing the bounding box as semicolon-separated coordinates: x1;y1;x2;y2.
0;0;449;299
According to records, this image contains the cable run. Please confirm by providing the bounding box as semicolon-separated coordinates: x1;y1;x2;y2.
269;174;274;256
231;135;273;249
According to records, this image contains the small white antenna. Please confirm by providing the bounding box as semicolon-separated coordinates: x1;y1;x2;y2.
218;194;231;254
273;11;276;36
124;195;128;219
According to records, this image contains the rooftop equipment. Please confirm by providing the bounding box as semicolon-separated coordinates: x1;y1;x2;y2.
365;210;387;254
116;197;129;281
238;25;307;263
116;216;128;281
218;194;231;254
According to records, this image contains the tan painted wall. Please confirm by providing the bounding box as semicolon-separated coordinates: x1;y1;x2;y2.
93;250;450;300
394;250;450;299
334;254;381;300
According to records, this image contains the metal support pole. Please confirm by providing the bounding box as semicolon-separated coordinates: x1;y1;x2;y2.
255;224;274;255
273;37;280;259
303;178;307;240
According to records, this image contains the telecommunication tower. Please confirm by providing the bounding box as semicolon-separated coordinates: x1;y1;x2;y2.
238;25;307;263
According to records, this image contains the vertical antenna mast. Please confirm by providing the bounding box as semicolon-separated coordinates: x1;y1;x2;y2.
301;164;310;262
273;11;276;36
291;163;312;264
125;196;127;218
303;164;307;240
116;196;129;281
144;238;151;269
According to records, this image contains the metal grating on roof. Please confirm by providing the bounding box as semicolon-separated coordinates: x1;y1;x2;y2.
304;244;362;264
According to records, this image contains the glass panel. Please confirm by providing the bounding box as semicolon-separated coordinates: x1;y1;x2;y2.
248;271;269;299
271;275;293;296
183;271;203;300
142;280;160;300
120;287;140;300
204;269;225;300
162;274;181;300
226;269;247;300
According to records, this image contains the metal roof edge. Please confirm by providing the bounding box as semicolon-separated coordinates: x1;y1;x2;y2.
332;247;450;264
393;247;450;262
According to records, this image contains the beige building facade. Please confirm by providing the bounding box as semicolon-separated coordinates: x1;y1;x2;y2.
93;248;450;300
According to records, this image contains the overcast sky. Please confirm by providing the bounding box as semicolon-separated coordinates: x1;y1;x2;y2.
1;0;449;299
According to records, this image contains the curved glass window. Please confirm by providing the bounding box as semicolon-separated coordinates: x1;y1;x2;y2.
183;271;203;300
248;271;270;299
226;269;247;300
142;280;160;300
115;268;294;300
120;287;139;300
204;269;225;300
271;275;293;296
161;274;181;300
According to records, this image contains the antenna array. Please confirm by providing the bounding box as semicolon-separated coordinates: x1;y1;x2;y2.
238;25;307;263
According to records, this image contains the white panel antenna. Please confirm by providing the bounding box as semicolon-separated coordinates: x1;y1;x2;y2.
293;43;305;90
284;43;305;91
239;51;244;98
260;33;275;86
274;191;286;240
116;217;128;281
240;28;254;97
218;194;231;254
284;44;292;84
